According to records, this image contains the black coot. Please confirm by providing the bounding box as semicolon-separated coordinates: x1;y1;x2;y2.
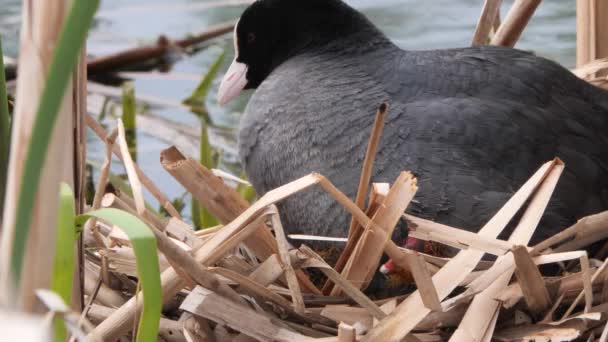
218;0;608;250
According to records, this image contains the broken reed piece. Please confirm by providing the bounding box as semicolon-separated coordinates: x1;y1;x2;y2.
491;0;542;47
160;146;319;294
472;0;503;46
403;251;442;312
333;171;417;296
115;119;145;214
512;245;552;318
324;182;389;294
328;103;388;292
299;245;387;321
85;127;118;249
85;113;181;218
87;21;235;74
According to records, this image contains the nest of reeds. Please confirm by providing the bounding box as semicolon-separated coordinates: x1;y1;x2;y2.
78;102;608;342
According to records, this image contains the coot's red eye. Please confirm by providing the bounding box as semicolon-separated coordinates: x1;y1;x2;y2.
247;33;256;44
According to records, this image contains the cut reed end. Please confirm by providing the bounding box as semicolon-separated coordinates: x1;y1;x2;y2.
160;146;186;168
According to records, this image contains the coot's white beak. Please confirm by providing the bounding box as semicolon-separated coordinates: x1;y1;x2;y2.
218;59;248;105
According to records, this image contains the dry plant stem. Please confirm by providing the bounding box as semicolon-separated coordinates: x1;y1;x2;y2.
101;193;246;305
86;127;118;249
210;267;335;327
268;206;305;314
87;21;235;74
335;172;417;295
512;245;551;317
338;323;356;342
324;183;388;294
347;103;388;240
562;255;606;319
333;104;388;283
365;159;559;342
575;0;608;70
87;303;185;340
160;146;319;293
449;160;563;341
472;0;503;45
85;113;181;218
490;0;542;47
0;0;77;310
116;119;144;214
93;169;425;340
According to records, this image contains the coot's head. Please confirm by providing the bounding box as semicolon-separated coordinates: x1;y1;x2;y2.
217;0;386;105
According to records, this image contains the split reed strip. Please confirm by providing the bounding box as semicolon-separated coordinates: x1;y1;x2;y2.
406;214;514;256
491;0;542;47
324;183;389;294
472;0;503;45
269;206;306;314
116;119;144;214
403;251;442;312
449;160;563;341
86;127;118;249
364;159;559;342
531;210;608;255
576;0;596;68
85;113;181;218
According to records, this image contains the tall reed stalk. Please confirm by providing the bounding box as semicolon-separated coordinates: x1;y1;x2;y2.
0;36;10;221
0;0;99;308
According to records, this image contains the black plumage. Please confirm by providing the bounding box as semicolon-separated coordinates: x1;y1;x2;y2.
226;0;608;249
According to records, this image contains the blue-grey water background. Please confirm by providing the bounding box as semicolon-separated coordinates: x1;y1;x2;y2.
0;0;576;220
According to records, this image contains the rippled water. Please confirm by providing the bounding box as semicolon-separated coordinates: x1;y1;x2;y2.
0;0;577;218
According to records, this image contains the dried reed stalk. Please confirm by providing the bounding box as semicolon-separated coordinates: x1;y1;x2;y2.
472;0;503;45
575;0;608;70
449;160;563;341
334;172;417;295
0;0;76;311
491;0;542;47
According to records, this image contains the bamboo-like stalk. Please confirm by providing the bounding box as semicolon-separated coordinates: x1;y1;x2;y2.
472;0;503;46
491;0;542;47
0;0;91;310
121;82;137;162
576;0;608;75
